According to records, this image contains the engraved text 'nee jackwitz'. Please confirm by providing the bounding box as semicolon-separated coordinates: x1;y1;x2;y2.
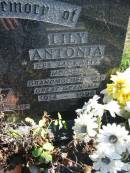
0;0;81;27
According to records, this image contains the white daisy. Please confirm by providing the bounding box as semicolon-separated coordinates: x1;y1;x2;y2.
76;95;120;119
101;88;112;102
90;150;124;173
96;144;121;160
104;100;121;117
97;123;129;155
76;95;104;118
72;114;98;142
125;135;130;154
110;71;130;85
122;162;130;172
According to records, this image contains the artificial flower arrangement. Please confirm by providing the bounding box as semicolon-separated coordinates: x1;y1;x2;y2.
72;67;130;173
0;67;130;173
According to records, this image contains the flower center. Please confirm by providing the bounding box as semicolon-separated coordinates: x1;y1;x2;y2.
116;80;125;89
109;135;118;144
101;157;111;165
81;125;87;133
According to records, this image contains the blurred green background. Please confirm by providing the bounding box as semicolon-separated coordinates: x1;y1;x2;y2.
120;18;130;71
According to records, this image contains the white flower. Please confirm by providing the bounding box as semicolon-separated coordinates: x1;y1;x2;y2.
104;100;121;117
125;101;130;112
16;126;32;135
97;123;129;155
72;114;98;142
128;119;130;128
122;66;130;76
111;71;130;85
125;135;130;154
96;144;121;160
101;89;113;103
122;162;130;172
76;95;121;119
84;95;100;109
90;150;124;173
76;95;104;118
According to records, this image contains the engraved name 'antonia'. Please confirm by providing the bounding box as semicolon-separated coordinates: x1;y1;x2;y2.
29;45;105;61
0;0;81;27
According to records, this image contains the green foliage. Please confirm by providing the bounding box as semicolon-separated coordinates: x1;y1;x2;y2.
54;112;67;130
40;151;52;163
120;48;130;71
32;144;53;164
32;147;43;157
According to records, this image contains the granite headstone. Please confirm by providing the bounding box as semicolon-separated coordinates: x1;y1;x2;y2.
0;0;129;116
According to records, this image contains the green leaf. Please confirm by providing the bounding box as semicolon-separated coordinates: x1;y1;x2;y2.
40;151;52;163
58;120;63;129
9;130;21;138
62;120;67;129
32;147;43;157
58;112;62;120
54;120;58;126
42;142;54;151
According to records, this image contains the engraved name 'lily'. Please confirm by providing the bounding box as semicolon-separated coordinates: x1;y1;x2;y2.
48;32;88;45
0;0;81;27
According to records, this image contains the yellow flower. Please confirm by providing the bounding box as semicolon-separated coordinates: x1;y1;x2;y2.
102;67;130;116
106;84;115;96
115;79;127;89
119;92;130;105
111;71;130;84
106;73;130;107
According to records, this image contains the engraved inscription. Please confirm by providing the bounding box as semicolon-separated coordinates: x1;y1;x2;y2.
50;68;87;77
28;25;106;102
27;74;105;87
48;32;88;45
0;88;30;111
50;68;106;77
0;0;81;27
33;59;101;69
34;83;99;94
0;104;30;111
29;45;105;61
38;90;96;102
27;76;84;87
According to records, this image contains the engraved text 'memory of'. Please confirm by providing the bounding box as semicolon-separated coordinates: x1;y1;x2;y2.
0;0;81;27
